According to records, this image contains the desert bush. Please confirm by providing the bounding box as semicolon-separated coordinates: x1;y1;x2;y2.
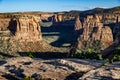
72;48;101;60
81;40;102;52
73;46;120;63
28;52;34;58
113;47;120;61
24;76;33;80
72;40;102;60
103;46;120;64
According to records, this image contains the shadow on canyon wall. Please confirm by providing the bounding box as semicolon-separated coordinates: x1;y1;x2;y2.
8;18;17;35
41;20;82;48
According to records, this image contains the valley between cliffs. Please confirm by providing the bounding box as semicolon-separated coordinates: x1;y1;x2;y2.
0;6;120;80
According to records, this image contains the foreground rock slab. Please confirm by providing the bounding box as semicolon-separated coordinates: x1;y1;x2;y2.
79;62;120;80
0;57;105;80
0;57;120;80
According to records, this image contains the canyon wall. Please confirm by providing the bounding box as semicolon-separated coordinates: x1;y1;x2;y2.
74;16;82;31
0;15;42;42
0;18;11;31
77;15;113;50
13;15;42;41
95;14;120;24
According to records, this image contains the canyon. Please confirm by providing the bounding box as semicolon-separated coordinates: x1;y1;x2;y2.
0;6;120;80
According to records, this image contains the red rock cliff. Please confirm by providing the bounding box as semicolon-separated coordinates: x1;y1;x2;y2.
77;15;113;50
13;15;42;42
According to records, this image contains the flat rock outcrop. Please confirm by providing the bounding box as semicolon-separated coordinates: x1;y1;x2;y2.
0;57;105;80
0;57;120;80
79;62;120;80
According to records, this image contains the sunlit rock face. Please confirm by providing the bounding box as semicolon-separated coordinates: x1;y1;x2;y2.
10;15;42;42
52;14;63;27
53;14;58;23
74;16;82;31
0;18;11;31
102;14;120;24
93;14;120;25
40;13;54;20
53;14;63;23
77;15;113;50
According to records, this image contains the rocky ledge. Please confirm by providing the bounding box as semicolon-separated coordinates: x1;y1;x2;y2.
0;57;119;80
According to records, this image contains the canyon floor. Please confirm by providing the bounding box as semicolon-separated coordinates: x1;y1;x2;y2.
0;22;75;59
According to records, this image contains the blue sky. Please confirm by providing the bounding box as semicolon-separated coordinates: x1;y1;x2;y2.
0;0;120;12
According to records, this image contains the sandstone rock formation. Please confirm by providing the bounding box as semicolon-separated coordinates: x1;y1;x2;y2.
53;14;58;22
102;14;120;24
77;15;113;50
10;15;42;42
74;16;82;31
53;14;63;23
101;36;119;60
40;13;54;20
57;14;63;22
0;15;42;42
0;14;68;54
0;18;11;31
101;17;120;60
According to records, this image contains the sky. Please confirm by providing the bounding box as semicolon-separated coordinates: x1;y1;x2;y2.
0;0;120;13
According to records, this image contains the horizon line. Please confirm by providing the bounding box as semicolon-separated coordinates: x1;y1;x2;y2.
0;6;119;14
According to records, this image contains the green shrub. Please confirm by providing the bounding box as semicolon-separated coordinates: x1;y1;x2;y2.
28;52;34;58
24;76;33;80
73;45;120;64
73;40;120;63
73;48;101;60
113;47;120;61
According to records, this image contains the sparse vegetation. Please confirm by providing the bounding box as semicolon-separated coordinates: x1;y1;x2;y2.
72;48;101;60
72;40;103;60
73;45;120;64
28;52;34;58
113;47;120;61
24;76;33;80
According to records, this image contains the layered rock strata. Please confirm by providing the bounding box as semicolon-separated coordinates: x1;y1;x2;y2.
11;15;42;41
77;15;113;50
74;16;82;31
